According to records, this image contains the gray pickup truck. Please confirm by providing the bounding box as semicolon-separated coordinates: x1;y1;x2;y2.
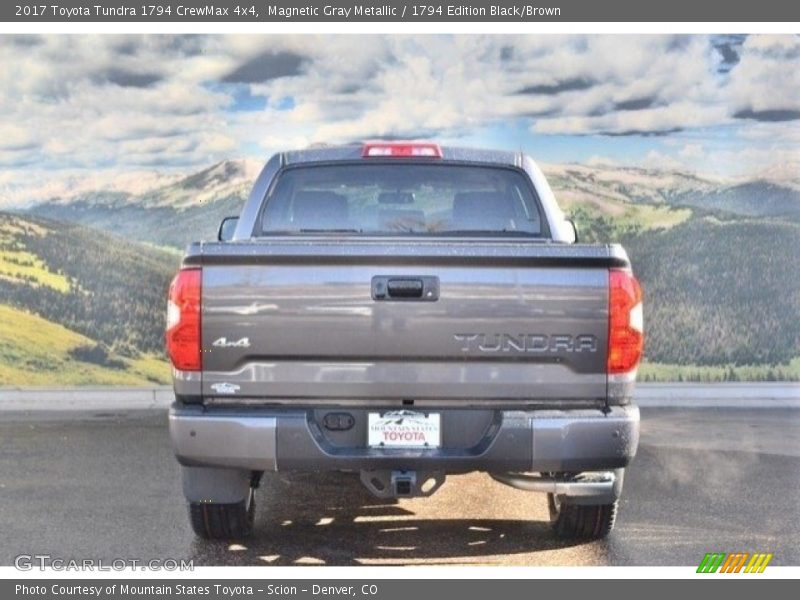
166;142;643;541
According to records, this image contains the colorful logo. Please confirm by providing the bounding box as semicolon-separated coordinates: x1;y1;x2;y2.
697;552;773;573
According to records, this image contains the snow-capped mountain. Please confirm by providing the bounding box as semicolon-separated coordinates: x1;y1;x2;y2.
3;158;261;210
542;163;723;205
542;163;800;219
135;159;262;210
22;158;800;249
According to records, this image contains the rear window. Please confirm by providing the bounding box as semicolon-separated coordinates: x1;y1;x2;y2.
257;163;546;237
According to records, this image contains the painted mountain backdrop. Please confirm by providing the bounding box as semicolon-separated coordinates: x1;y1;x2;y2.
1;159;798;385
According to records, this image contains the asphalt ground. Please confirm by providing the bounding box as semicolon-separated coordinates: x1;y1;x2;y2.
0;407;797;566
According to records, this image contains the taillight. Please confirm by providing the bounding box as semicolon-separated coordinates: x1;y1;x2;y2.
608;269;644;375
166;268;201;371
362;142;443;158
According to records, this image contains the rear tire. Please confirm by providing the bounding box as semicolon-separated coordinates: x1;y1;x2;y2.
189;487;255;540
548;493;617;540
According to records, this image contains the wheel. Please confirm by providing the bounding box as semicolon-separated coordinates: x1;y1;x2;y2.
189;487;255;539
548;493;618;540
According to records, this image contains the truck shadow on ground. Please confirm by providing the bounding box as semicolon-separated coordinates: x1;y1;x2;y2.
187;472;590;565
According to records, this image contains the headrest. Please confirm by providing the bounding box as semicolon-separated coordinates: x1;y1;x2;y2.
452;191;516;231
291;191;349;230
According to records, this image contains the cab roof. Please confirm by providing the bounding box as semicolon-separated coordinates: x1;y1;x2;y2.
281;143;523;168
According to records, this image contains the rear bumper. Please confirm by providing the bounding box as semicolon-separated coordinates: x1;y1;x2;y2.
169;403;639;474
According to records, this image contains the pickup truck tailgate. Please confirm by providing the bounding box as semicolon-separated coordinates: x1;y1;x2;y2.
194;240;625;402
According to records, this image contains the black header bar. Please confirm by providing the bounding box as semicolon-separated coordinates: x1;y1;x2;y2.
4;0;800;22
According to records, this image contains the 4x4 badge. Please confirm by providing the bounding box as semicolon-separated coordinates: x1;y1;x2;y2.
212;337;250;348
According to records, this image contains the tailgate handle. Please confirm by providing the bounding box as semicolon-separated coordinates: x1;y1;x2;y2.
387;278;423;297
372;276;439;302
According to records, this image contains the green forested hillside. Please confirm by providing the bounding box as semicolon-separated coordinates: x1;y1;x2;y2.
31;195;244;251
674;181;800;219
29;159;255;250
0;212;178;385
0;304;168;386
625;218;800;366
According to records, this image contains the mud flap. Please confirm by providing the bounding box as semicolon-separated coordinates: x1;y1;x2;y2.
181;466;252;504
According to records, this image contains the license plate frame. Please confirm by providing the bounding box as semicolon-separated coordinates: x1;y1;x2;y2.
367;410;441;448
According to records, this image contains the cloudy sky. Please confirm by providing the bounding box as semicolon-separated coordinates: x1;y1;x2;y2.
1;34;798;204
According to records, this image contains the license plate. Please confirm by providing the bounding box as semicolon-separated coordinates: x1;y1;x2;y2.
368;410;441;448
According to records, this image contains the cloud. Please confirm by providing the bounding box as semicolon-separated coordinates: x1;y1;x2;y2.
0;34;798;205
101;68;163;88
515;78;596;95
727;35;800;117
711;34;747;73
274;35;715;140
636;142;800;182
640;149;687;171
532;103;727;136
613;96;658;112
0;125;38;151
678;143;705;161
733;108;800;122
221;50;307;83
6;35;43;48
603;128;682;137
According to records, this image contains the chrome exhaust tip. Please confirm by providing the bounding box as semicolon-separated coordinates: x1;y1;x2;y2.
490;471;616;498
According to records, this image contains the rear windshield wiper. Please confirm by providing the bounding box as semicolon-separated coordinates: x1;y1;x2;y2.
433;229;542;237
